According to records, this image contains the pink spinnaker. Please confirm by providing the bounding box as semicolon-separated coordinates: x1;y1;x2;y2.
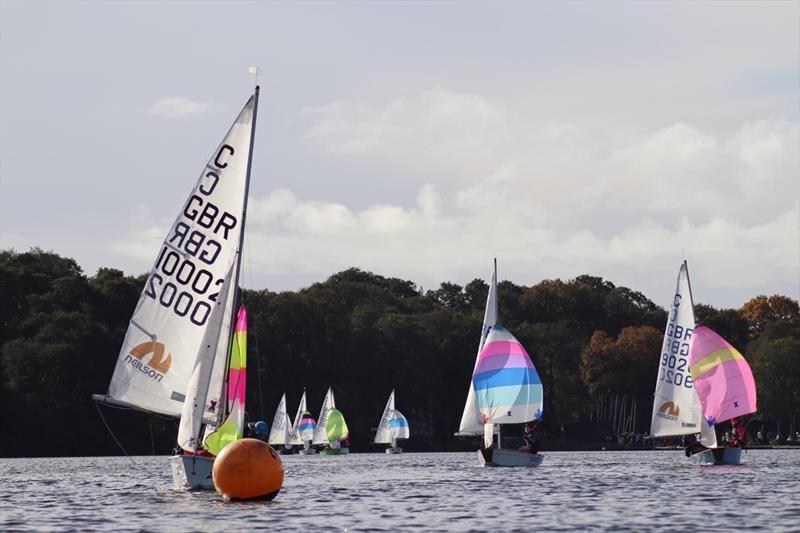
688;326;757;426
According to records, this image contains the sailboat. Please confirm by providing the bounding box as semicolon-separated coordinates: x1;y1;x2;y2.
374;390;410;454
650;261;757;465
457;259;544;467
296;409;318;455
268;393;294;454
322;408;350;456
287;390;308;454
314;387;350;455
92;87;260;490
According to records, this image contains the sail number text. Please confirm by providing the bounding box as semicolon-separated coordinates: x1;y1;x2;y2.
658;293;695;389
143;143;239;326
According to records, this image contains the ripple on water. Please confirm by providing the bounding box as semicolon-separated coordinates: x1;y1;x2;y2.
2;450;799;531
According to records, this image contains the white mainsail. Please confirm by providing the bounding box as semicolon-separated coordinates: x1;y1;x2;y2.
176;264;235;451
269;393;291;446
289;391;307;445
650;261;705;438
97;93;257;420
457;259;498;435
375;390;396;444
312;387;335;445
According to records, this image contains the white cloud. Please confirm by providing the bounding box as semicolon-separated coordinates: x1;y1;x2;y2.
109;87;799;307
146;97;209;119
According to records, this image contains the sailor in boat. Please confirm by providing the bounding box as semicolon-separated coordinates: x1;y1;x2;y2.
518;422;540;454
729;418;747;448
254;421;269;442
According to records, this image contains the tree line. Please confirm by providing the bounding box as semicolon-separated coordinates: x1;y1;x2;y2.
1;248;797;457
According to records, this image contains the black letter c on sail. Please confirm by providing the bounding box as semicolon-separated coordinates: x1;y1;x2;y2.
214;144;234;169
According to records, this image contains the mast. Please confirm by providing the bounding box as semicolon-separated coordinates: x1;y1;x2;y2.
219;85;260;421
683;260;696;310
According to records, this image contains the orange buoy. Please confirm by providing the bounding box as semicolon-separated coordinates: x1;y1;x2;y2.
212;438;284;500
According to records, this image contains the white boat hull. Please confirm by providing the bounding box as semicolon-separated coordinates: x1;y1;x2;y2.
477;448;544;467
169;454;215;490
298;448;317;455
689;446;742;465
385;447;403;454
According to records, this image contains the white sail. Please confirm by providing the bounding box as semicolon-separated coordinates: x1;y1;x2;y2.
100;94;256;419
176;264;235;451
375;390;396;444
457;259;498;435
289;391;307;445
650;261;704;437
268;394;290;445
312;387;335;445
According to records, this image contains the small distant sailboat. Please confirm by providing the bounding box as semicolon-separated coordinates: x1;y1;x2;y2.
268;393;294;454
297;410;318;455
650;261;757;465
314;387;350;455
374;390;410;454
457;259;544;467
322;408;350;456
92;87;260;489
687;325;758;465
287;390;307;453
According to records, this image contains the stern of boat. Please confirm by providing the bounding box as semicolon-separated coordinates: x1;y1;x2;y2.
169;454;215;490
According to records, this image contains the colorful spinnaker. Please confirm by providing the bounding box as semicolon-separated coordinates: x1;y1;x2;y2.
204;306;248;455
326;408;349;444
298;411;317;442
375;390;410;447
472;326;543;427
688;326;757;426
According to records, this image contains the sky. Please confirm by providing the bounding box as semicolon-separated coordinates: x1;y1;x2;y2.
1;0;798;309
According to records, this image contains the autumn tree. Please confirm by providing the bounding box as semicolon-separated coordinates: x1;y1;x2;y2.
740;295;800;337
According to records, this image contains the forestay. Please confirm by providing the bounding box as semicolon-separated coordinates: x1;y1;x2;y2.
650;262;704;437
100;94;256;419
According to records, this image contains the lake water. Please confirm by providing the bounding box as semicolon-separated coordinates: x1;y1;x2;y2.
1;450;798;531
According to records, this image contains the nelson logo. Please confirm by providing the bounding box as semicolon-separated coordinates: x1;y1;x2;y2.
656;401;680;421
124;341;173;383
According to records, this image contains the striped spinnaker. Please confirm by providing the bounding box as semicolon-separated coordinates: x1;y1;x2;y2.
472;326;543;425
